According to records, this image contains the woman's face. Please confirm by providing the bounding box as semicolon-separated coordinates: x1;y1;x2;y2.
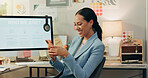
74;14;94;39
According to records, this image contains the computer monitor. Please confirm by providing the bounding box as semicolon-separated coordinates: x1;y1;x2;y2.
0;16;53;51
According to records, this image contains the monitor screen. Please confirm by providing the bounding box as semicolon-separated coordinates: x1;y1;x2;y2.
0;16;53;51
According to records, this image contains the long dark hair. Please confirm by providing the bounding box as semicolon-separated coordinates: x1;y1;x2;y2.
75;7;102;41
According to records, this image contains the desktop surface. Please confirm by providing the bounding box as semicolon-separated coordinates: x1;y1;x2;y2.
15;61;50;66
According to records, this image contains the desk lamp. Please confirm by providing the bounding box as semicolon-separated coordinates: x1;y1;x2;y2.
102;21;122;56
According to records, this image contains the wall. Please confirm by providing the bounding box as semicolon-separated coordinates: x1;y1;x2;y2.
146;0;148;77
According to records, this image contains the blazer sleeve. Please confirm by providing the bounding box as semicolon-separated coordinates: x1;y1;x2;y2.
49;36;79;73
63;44;105;78
50;57;65;72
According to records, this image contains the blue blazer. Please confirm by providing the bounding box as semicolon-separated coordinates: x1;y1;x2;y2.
50;32;105;78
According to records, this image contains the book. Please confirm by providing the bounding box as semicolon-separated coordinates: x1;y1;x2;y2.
105;56;121;61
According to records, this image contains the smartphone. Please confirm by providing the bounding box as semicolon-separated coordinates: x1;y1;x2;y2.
45;40;49;44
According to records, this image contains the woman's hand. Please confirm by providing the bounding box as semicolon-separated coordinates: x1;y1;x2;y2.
45;40;56;62
48;46;69;58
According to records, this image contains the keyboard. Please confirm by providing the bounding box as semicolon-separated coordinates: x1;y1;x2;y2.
15;61;49;66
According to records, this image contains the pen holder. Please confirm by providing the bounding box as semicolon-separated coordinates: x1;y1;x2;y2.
0;60;2;65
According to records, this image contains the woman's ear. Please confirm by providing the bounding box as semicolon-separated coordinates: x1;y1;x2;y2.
89;19;93;26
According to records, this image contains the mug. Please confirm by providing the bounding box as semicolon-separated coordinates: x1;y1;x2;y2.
0;60;2;64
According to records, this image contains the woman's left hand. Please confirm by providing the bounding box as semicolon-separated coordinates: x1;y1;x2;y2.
49;46;69;58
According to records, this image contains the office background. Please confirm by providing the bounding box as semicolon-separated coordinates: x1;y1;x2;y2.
0;0;147;78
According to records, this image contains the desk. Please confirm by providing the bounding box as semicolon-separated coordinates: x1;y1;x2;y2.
28;63;147;78
0;64;27;75
28;64;54;77
104;61;147;78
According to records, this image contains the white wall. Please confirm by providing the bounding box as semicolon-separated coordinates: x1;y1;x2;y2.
146;0;148;77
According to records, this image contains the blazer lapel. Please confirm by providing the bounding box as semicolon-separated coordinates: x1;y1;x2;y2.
71;37;83;56
74;33;98;59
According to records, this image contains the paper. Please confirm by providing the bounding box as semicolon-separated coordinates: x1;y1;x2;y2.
17;51;24;58
0;67;10;72
122;31;133;43
39;50;47;57
24;50;31;57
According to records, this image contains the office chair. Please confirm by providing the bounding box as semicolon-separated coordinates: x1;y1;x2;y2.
89;57;106;78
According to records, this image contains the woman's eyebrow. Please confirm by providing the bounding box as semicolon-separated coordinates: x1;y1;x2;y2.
74;21;81;23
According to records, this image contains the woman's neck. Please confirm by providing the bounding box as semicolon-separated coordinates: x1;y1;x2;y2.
84;30;94;40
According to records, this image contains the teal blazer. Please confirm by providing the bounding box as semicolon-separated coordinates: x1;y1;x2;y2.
50;32;105;78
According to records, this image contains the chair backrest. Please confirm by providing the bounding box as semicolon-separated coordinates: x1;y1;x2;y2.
90;57;106;78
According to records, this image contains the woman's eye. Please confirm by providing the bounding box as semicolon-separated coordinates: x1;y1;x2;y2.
74;22;82;26
78;23;82;26
74;24;76;26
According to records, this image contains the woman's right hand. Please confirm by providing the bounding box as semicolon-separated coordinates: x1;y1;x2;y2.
45;40;56;62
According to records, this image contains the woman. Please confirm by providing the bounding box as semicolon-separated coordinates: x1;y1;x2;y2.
46;7;104;78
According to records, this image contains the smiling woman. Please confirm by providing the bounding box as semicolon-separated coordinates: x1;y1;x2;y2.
46;7;104;78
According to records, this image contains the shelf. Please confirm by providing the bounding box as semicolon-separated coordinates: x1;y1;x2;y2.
121;53;142;55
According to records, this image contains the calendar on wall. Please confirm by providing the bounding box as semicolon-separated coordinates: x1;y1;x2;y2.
122;31;134;43
90;2;103;16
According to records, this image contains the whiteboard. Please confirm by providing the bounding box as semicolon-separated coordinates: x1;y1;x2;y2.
0;16;53;51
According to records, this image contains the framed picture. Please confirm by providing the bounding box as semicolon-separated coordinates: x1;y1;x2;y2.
73;0;84;3
13;0;30;15
53;34;68;48
46;0;69;6
0;0;7;15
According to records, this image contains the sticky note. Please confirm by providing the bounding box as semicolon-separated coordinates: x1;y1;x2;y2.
100;3;102;5
24;50;31;57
